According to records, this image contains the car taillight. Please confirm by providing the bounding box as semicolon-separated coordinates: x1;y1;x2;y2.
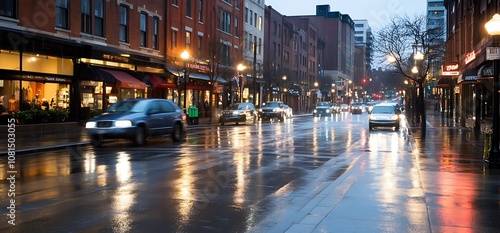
182;113;187;122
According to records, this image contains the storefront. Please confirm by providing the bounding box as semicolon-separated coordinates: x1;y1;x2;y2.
0;50;74;114
458;68;479;128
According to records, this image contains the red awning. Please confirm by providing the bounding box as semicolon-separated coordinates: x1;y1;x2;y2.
101;69;147;89
148;75;176;89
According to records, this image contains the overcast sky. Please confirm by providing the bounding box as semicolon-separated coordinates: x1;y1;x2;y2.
264;0;427;31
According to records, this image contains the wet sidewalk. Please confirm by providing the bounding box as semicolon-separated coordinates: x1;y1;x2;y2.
249;111;500;233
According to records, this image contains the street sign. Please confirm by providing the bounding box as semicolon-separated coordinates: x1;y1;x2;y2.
486;47;500;60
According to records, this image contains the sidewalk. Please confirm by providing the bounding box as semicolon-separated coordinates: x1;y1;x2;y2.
250;111;500;232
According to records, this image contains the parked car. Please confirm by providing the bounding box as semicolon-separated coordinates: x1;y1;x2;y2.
313;102;333;117
351;102;364;114
219;102;257;125
368;103;402;131
284;104;293;118
85;99;187;146
258;101;286;121
340;104;349;112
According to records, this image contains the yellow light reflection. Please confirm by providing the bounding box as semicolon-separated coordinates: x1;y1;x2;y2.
111;152;135;233
174;155;195;223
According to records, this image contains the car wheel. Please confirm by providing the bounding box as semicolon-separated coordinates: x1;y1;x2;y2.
172;123;183;142
90;134;103;147
220;120;225;126
134;126;146;146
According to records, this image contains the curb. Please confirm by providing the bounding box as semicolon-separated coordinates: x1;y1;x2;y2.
1;142;90;156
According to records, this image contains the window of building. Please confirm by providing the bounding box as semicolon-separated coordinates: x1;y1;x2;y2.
235;0;239;8
223;0;231;4
172;0;178;6
186;31;191;48
249;10;253;26
198;0;203;23
119;5;128;42
56;0;69;29
258;16;263;31
254;13;257;28
140;13;147;47
244;32;248;50
94;0;104;36
258;38;262;54
197;35;203;56
186;0;192;18
218;9;231;34
152;17;159;50
221;44;230;65
0;0;17;18
235;17;239;37
245;7;248;23
172;30;178;49
81;0;91;33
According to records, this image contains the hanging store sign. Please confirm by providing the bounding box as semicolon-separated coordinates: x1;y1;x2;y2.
486;47;500;60
441;63;459;76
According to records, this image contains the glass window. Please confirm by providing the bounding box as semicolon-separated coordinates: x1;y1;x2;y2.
140;13;147;47
235;17;239;37
218;9;231;34
172;0;178;6
0;0;17;18
81;0;91;33
197;35;202;55
186;0;192;18
56;0;69;29
186;31;191;48
172;30;177;49
152;17;159;50
119;5;128;42
94;0;104;36
198;0;203;23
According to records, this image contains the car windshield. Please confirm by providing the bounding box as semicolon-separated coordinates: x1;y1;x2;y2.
264;102;281;107
371;106;395;114
317;102;330;106
227;103;252;110
106;100;148;113
352;103;363;106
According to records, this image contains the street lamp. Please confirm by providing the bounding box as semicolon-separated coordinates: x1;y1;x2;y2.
485;14;500;164
282;75;287;103
237;63;246;103
181;50;190;110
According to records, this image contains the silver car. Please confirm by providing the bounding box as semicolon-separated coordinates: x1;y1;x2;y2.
85;99;187;146
368;103;402;131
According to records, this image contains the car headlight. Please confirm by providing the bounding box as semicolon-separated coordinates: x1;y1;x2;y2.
232;110;240;115
258;109;262;112
369;115;377;120
86;121;96;128
313;109;318;113
115;120;132;127
391;115;399;120
326;109;330;113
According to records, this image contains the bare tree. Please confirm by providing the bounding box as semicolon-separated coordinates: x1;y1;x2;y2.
374;14;445;135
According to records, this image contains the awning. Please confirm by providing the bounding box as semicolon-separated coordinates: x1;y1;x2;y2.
166;67;227;83
478;62;493;80
101;69;147;89
146;75;176;89
457;68;478;84
79;65;115;83
436;77;450;87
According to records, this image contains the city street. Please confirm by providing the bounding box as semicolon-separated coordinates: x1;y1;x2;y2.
0;112;391;232
1;112;500;232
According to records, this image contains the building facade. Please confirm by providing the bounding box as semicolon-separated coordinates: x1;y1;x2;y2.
0;0;166;121
444;0;498;131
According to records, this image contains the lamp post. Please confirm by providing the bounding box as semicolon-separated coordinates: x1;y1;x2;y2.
485;14;500;164
237;63;246;103
282;75;287;103
181;50;190;110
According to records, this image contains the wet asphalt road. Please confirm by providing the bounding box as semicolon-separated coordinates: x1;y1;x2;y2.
0;112;407;232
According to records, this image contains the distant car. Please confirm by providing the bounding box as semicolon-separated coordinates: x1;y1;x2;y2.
368;103;402;131
85;99;187;146
219;102;257;125
313;102;333;117
340;104;349;112
258;101;285;121
284;105;293;118
351;102;364;114
331;103;340;113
